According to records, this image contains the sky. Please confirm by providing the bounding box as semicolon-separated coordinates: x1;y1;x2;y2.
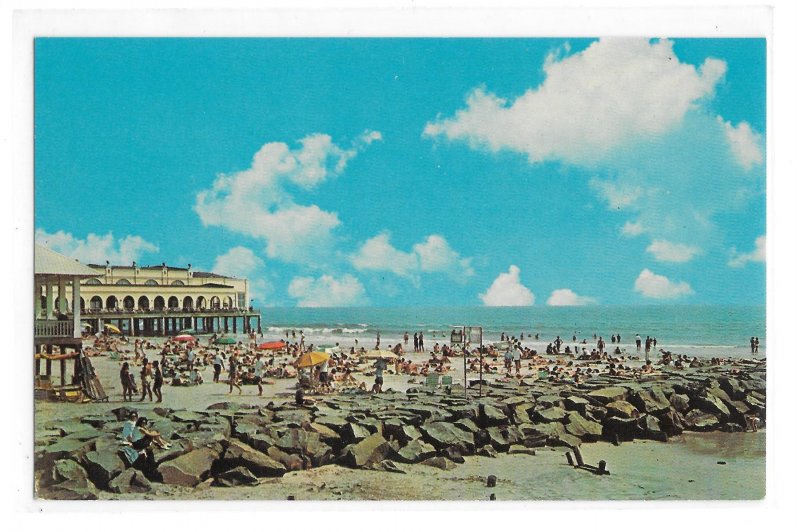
33;37;766;308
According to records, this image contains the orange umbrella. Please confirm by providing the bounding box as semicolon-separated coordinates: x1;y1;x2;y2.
296;351;330;368
257;340;287;351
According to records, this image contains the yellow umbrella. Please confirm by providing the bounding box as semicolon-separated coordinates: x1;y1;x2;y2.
104;323;121;334
296;351;330;368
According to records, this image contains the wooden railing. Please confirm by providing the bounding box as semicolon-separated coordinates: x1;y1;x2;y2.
34;319;75;338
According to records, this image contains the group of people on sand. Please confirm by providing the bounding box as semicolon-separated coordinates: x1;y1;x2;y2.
119;359;164;402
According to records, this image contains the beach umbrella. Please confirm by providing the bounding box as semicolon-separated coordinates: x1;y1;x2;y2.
257;340;287;351
215;336;237;345
178;328;195;335
364;349;398;359
104;323;121;334
174;334;196;343
80;322;93;331
296;351;330;368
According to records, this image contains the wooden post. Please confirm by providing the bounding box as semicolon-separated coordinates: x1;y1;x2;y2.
573;446;584;467
486;475;497;487
597;460;608;475
60;359;67;387
566;452;575;466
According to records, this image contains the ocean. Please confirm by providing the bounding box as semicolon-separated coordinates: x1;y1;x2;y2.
249;305;766;359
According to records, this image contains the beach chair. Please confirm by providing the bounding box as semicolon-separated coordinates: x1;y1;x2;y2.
425;374;440;388
441;375;453;386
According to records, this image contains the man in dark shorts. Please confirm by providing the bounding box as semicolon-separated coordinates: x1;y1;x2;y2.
373;356;387;393
254;352;265;396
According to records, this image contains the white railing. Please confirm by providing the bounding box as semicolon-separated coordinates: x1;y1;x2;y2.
34;319;75;338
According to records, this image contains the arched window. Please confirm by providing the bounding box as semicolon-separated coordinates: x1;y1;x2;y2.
85;278;102;285
168;296;179;309
80;297;85;310
196;296;206;309
144;279;159;286
171;280;185;286
182;296;194;309
123;296;135;310
210;296;221;310
116;279;132;285
153;296;165;311
106;295;118;310
90;296;103;310
224;296;234;309
137;295;150;310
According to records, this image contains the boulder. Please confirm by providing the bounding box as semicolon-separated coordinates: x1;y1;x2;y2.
82;450;125;489
107;468;152;494
693;393;730;419
37;460;98;500
531;406;568;423
80;413;117;429
215;466;259;487
605;401;640;419
683;409;719;432
658;409;685;436
266;447;305;472
485;426;519;452
248;433;277;454
454;418;480;434
419;422;475;454
636;415;668;442
629;388;670;414
395;440;437;464
563;396;590;412
602;416;638;442
365;460;405;474
669;393;691;413
220;440;286;477
420;456;457;470
170;410;206;425
383;419;422;444
508;445;537;456
478;402;509;427
39;458;89;488
587;387;628;404
38;437;95;469
339;423;372;444
718;377;747;400
564;411;603;442
477;445;498;458
157;447;219;487
584;404;608;423
338;432;393;468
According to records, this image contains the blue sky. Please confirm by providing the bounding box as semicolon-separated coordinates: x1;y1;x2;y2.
34;38;766;307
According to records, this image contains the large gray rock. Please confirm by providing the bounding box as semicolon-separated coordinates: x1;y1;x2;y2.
82;450;125;489
38;437;95;469
584;404;608;423
220;440;286;477
658;409;685;436
157;447;219;487
588;387;628;404
215;466;259;487
485;426;521;451
718;377;747;400
563;396;591;412
339;423;372;444
419;422;475;454
266;446;305;472
107;468;152;494
669;393;691;413
383;419;422;444
564;411;603;441
420;456;457;470
395;440;437;464
693;393;730;419
338;432;393;468
637;415;668;442
606;401;640;419
683;409;719;432
602;416;638;442
478;402;509;427
531;406;568;423
629;388;670;414
37;459;98;500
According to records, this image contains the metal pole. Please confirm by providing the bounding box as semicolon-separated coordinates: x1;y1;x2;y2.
463;326;467;399
479;330;484;398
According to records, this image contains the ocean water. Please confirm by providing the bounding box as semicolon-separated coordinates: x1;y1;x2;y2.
249;305;766;359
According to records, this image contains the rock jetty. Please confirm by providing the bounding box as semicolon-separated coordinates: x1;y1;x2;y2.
34;362;766;498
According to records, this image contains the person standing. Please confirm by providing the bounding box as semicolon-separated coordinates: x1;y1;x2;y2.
755;337;760;353
228;355;242;395
419;332;424;353
254;352;265;396
413;333;419;352
186;344;196;372
372;356;387;393
635;334;642;352
213;349;223;383
645;336;652;363
152;360;164;403
404;332;409;348
120;362;133;402
513;343;522;376
597;336;605;357
139;359;153;402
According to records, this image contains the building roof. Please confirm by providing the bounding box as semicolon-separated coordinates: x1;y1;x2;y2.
193;271;226;278
35;245;99;277
200;282;234;288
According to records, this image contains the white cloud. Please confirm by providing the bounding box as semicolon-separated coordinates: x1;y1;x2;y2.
288;274;367;308
350;232;474;283
546;288;597;306
35;228;158;265
646;239;701;263
195;130;380;264
621;220;645;237
211;246;271;303
424;38;726;164
728;235;766;267
634;269;694;299
479;265;535;306
589;178;645;210
718;117;764;170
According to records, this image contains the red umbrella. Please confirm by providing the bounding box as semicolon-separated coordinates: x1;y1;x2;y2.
174;334;196;343
257;340;287;351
